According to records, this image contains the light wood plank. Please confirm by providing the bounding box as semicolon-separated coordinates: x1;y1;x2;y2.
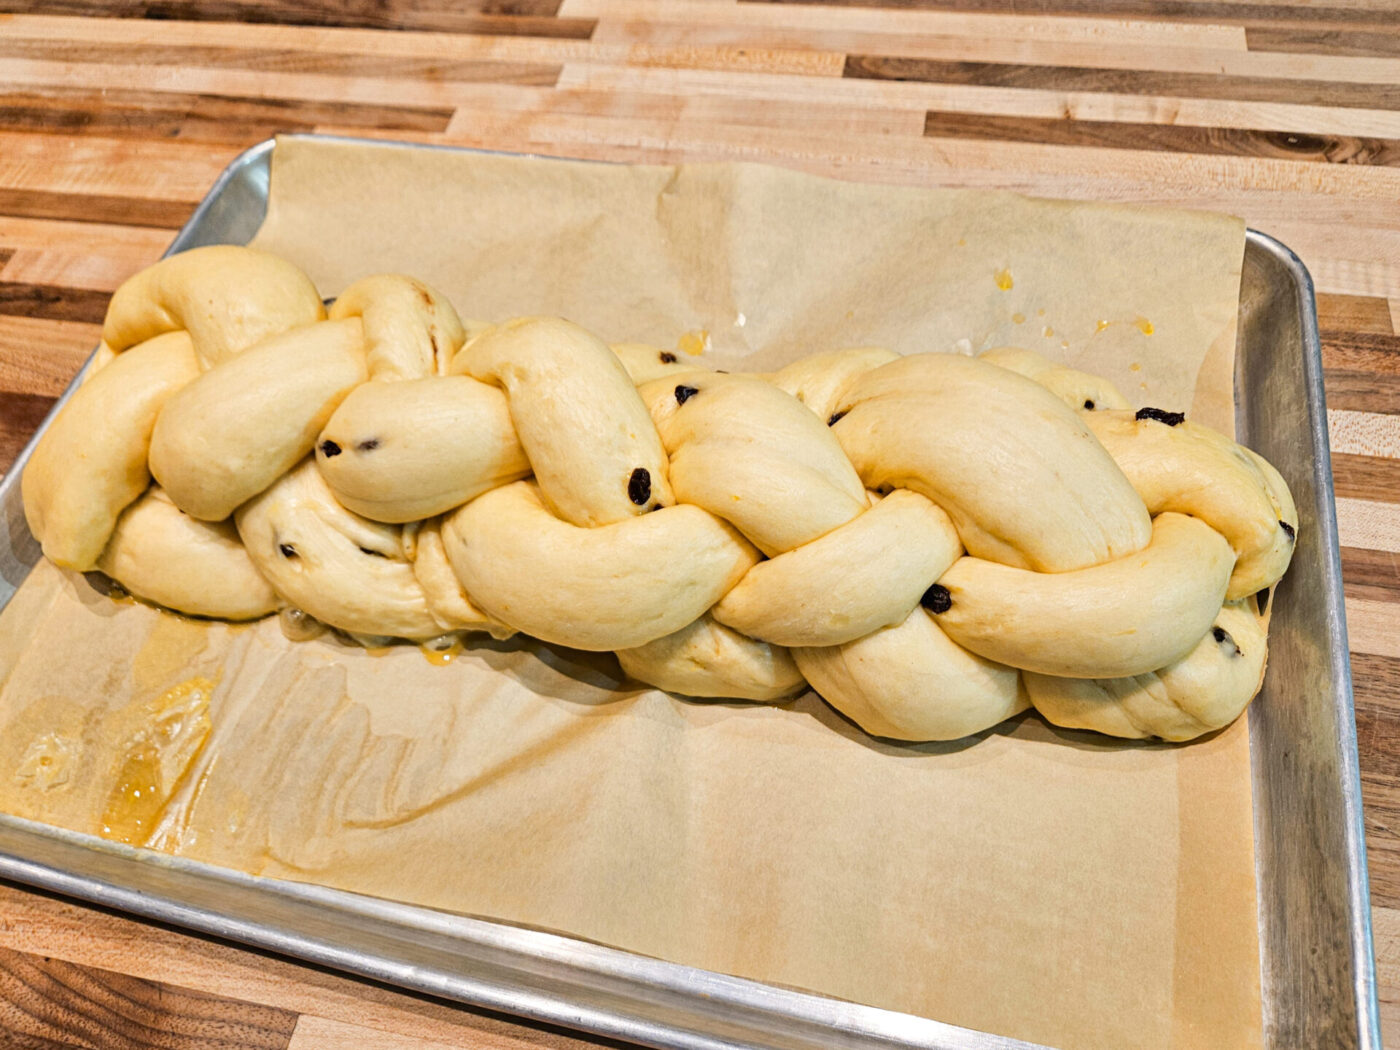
1334;410;1400;459
0;128;237;201
0;885;602;1049
1349;596;1400;659
564;0;1249;48
1338;497;1400;556
289;1015;487;1050
556;64;1400;139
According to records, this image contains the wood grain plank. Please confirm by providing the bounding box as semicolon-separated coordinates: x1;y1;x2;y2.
1324;329;1400;414
846;54;1400;111
752;0;1400;29
0;130;239;202
0;188;193;229
1335;454;1400;506
287;1015;478;1050
2;247;159;294
0;316;100;398
0;87;456;145
590;13;1400;87
0;885;623;1049
0;391;55;475
922;110;1400;164
1337;497;1400;555
557;63;1400;140
0;283;109;325
0;38;564;84
562;0;1251;49
0;1;598;39
1332;409;1400;458
1342;546;1400;603
1247;26;1400;58
1348;596;1400;660
1318;293;1395;334
1374;906;1400;1050
0;944;298;1050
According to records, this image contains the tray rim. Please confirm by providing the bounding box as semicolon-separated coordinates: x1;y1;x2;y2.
0;133;1380;1050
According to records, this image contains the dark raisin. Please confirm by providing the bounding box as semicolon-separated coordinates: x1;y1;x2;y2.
279;543;298;558
920;584;952;614
659;351;677;364
359;546;387;558
1212;626;1242;656
1083;399;1096;410
357;438;380;452
675;384;700;405
1280;520;1296;541
1135;407;1185;427
628;467;651;506
319;439;342;458
828;410;847;427
1255;587;1270;615
715;370;730;375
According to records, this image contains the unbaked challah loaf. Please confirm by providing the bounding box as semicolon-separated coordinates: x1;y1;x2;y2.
22;246;1298;743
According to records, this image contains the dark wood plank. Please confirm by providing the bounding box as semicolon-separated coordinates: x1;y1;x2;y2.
0;945;298;1050
755;0;1400;29
922;111;1400;165
0;392;55;474
1335;453;1400;506
0;188;192;230
0;89;454;146
0;284;110;325
1317;293;1395;335
0;0;596;38
1343;546;1400;604
0;39;565;83
1354;651;1400;909
1246;26;1400;59
849;55;1400;111
1322;329;1400;414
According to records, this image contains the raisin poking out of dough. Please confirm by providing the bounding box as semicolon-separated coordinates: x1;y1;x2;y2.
1135;407;1186;427
319;440;342;458
1212;626;1242;656
279;543;298;558
1083;399;1096;410
1280;520;1296;541
1255;587;1270;615
359;547;387;558
628;467;652;506
357;438;380;452
675;384;700;405
920;584;952;614
828;410;847;427
659;351;677;364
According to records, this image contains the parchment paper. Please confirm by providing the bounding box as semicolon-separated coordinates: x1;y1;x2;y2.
0;137;1258;1050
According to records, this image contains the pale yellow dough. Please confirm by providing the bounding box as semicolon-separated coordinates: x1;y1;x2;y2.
22;330;199;571
832;353;1152;572
150;318;367;521
442;481;758;652
24;245;1304;744
98;487;277;621
936;512;1235;678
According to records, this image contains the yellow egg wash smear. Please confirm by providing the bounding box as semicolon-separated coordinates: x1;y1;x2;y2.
100;675;215;846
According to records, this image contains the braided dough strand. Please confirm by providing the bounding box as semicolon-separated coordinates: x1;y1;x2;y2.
24;246;1302;745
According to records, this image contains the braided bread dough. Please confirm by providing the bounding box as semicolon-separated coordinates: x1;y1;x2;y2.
23;246;1299;744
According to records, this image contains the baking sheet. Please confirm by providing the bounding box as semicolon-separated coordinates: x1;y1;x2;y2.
0;136;1265;1050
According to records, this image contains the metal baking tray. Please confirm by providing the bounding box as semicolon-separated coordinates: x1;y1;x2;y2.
0;136;1380;1050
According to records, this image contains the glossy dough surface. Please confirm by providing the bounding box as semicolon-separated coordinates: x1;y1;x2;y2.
22;246;1300;743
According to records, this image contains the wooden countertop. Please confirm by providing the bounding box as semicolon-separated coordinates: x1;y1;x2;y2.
0;2;1397;1046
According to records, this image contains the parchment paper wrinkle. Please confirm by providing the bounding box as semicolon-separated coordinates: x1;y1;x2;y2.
0;136;1259;1050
